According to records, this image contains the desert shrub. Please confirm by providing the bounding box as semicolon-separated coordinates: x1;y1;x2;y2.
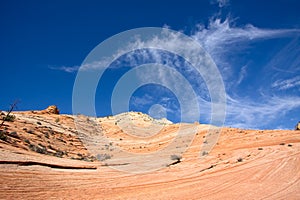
3;114;15;122
237;158;243;162
96;153;112;161
54;150;65;157
27;129;34;134
8;131;19;139
36;146;47;154
0;101;18;129
0;130;7;141
170;154;182;161
24;139;30;144
29;144;47;154
55;118;60;123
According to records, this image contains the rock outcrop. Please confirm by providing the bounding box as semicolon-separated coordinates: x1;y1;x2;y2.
45;105;59;114
295;121;300;130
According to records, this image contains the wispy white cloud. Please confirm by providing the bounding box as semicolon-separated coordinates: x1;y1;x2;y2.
54;18;299;75
210;0;230;8
195;19;293;48
267;37;300;74
49;59;113;73
55;16;300;129
131;94;179;118
258;36;300;97
272;76;300;90
225;95;300;129
189;18;300;91
131;94;155;109
237;65;247;85
49;65;80;73
192;18;299;61
187;18;299;128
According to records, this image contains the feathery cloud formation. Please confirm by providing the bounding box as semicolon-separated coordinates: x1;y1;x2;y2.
55;17;300;129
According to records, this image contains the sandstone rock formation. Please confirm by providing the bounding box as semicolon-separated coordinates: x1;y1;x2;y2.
45;105;59;114
0;110;299;199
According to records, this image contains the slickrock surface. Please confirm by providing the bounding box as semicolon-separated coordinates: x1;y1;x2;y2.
0;108;299;199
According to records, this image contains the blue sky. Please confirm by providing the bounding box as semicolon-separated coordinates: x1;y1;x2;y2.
1;0;300;129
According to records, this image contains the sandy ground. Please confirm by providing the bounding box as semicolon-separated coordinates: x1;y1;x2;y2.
0;109;299;199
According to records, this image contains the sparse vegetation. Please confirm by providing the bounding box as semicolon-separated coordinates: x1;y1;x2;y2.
27;129;34;134
0;101;18;129
96;153;112;161
0;130;7;141
54;150;65;157
29;144;47;154
24;139;30;144
170;154;182;161
3;114;16;122
9;131;19;139
237;158;243;162
167;154;182;166
258;147;263;150
55;117;60;123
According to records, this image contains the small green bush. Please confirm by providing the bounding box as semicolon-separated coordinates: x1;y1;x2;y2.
3;114;15;122
24;139;30;144
170;154;182;161
0;130;7;141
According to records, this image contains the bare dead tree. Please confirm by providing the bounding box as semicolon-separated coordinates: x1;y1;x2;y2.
0;100;19;129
